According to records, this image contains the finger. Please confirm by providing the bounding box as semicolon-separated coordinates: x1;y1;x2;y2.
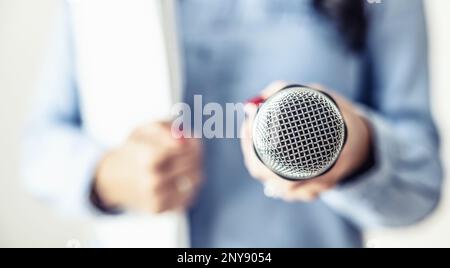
284;180;333;202
290;168;340;190
264;180;311;201
130;122;181;149
241;119;281;181
181;137;203;155
139;178;188;214
147;189;176;213
307;83;327;91
159;155;202;183
172;169;203;210
156;137;202;173
307;84;350;113
158;170;202;212
240;106;264;180
261;81;288;99
145;161;201;198
163;186;193;212
240;104;257;175
141;136;199;172
284;186;319;202
241;103;257;139
129;182;168;213
240;81;287;180
263;180;290;199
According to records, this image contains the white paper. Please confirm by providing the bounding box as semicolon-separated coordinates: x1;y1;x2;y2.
69;0;188;248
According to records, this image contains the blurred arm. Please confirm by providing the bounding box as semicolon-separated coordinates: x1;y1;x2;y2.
322;0;443;228
20;4;105;217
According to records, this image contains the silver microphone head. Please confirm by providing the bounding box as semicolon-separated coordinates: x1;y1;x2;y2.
252;85;347;180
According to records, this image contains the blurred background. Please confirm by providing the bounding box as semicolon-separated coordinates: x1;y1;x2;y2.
0;0;449;247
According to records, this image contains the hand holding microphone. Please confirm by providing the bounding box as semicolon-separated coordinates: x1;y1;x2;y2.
241;82;372;202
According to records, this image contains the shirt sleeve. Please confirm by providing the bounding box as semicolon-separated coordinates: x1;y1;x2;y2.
321;0;444;228
20;3;105;217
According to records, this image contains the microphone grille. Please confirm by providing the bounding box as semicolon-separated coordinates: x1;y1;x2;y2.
252;86;346;180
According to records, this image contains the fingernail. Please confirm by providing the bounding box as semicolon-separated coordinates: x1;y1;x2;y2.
246;95;265;106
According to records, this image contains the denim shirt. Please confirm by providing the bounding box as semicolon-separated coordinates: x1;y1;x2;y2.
22;0;443;247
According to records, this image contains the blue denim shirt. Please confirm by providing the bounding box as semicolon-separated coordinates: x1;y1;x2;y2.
22;0;443;247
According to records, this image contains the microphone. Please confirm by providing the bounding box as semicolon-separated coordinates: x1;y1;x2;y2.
251;85;347;181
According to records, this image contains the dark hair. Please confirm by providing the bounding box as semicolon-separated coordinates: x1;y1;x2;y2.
313;0;368;52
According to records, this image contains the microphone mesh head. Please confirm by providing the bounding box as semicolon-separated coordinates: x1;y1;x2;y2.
252;86;346;180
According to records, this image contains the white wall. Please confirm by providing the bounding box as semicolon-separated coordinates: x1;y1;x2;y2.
0;0;449;247
0;0;88;247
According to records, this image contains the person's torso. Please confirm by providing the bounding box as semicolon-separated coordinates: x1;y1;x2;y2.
179;0;364;247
